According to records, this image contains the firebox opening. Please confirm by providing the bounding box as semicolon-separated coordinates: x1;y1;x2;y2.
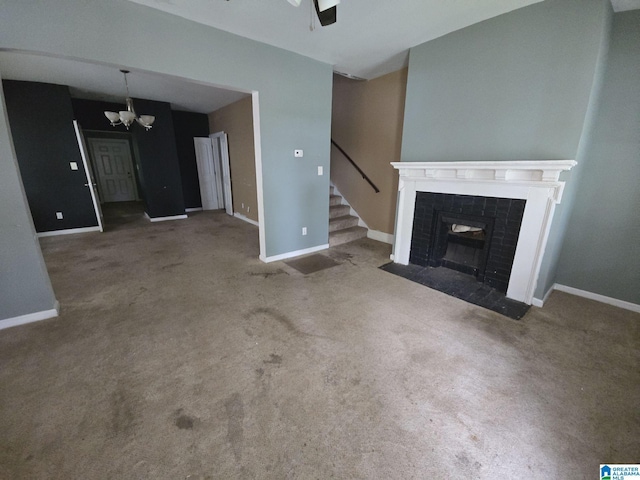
429;212;494;281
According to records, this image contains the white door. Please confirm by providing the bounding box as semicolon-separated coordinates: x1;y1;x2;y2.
73;121;103;232
211;132;233;216
87;138;138;202
194;137;221;210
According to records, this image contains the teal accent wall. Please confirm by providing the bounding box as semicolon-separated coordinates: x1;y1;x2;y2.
0;0;332;318
0;72;57;320
554;10;640;304
400;0;616;302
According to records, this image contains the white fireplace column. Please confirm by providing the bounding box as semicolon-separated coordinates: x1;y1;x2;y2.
390;161;577;305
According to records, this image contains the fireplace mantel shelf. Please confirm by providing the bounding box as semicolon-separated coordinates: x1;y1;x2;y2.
391;160;577;183
391;159;578;305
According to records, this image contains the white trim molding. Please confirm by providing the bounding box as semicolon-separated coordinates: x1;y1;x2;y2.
260;243;329;263
37;226;100;237
532;283;556;308
391;160;577;305
145;213;188;222
367;229;394;245
234;212;260;227
185;207;203;213
549;283;640;313
252;91;267;263
0;301;60;331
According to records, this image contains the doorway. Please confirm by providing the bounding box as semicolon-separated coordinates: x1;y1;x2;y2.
87;137;139;203
194;132;233;215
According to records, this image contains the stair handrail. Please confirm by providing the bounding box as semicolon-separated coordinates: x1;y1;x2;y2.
331;139;380;193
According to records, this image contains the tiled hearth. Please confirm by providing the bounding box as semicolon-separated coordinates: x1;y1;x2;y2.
390;160;577;305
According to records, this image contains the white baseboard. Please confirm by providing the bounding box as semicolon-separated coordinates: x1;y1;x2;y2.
234;212;259;227
0;301;59;331
367;229;394;244
37;226;100;237
145;213;188;223
553;283;640;313
260;243;329;263
533;283;639;313
532;284;555;308
185;207;203;213
531;297;544;308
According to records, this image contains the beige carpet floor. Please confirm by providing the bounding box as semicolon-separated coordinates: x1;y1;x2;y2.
1;208;638;479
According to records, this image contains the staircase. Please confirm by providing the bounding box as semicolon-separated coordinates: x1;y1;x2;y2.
329;185;368;246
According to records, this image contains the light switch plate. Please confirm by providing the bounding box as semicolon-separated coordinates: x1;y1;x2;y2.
56;212;63;219
294;149;303;158
70;162;78;170
318;166;323;176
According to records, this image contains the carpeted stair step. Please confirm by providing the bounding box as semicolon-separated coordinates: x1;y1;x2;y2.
329;194;342;206
329;204;351;218
329;214;359;232
329;226;368;246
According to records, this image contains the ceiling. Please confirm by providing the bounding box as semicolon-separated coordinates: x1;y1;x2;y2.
2;1;637;115
0;52;248;114
126;0;544;80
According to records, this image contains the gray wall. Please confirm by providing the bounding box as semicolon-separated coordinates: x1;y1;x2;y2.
0;0;332;319
401;0;606;162
400;0;611;301
0;72;57;319
554;10;640;304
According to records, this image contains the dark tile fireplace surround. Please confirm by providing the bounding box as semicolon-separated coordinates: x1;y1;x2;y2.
410;193;526;293
381;192;531;319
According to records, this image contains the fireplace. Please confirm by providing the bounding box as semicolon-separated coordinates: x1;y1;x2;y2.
410;193;525;293
391;161;577;304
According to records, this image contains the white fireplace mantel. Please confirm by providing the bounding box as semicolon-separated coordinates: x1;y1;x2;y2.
391;160;577;304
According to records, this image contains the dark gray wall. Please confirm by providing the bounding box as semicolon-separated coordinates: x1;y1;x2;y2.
131;98;185;218
0;73;57;319
171;110;210;210
2;80;98;232
555;10;640;304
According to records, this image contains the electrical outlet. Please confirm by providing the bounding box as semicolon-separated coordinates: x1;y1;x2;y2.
302;227;307;236
70;162;78;170
247;206;250;213
294;149;303;158
56;212;63;220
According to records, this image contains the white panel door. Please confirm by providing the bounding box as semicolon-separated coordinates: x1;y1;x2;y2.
194;137;220;210
211;132;233;216
73;121;103;232
87;138;137;202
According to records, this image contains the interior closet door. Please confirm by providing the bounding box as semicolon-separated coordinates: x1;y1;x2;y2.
194;137;221;210
211;132;233;216
73;120;103;232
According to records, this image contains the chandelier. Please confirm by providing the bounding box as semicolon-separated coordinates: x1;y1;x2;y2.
104;70;155;131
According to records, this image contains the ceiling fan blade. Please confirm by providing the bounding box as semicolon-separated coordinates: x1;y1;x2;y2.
317;0;339;12
313;0;337;26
